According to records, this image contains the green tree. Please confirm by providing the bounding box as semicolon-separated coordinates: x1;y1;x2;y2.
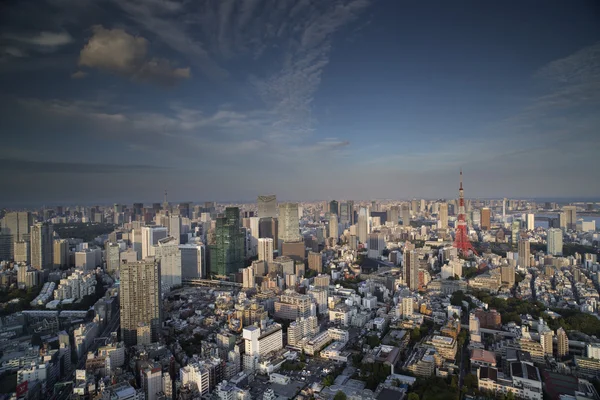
322;375;335;387
408;393;420;400
333;391;347;400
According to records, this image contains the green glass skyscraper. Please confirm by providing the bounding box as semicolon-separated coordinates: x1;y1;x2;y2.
209;207;245;278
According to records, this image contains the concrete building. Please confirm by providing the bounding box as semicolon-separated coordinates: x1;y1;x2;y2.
481;208;491;230
14;240;30;264
105;242;121;275
141;226;168;260
274;291;313;320
358;207;369;244
308;251;322;273
367;233;385;259
31;222;54;270
557;327;569;358
328;214;338;241
547;228;563;256
120;258;162;346
501;265;515;287
53;239;68;269
257;195;277;219
155;236;182;290
257;238;274;263
526;214;535;231
287;316;318;347
140;363;163;400
438;203;448;229
562;205;577;231
278;203;301;244
404;249;419;291
518;238;530;268
401;204;410;227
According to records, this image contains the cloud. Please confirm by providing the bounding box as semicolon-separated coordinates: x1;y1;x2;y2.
78;25;191;86
3;31;73;47
0;158;166;174
71;70;87;79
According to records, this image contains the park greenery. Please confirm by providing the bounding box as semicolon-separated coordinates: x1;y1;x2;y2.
54;222;116;242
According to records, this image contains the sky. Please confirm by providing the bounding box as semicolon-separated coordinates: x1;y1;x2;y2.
1;0;599;205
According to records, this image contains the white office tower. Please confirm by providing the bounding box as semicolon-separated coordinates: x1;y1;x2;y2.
180;363;211;396
469;313;481;343
141;226;168;259
358;207;369;244
329;214;338;240
278;203;302;243
401;297;413;317
258;238;274;263
242;324;283;371
180;243;206;279
526;214;535;231
242;266;255;288
141;363;163;400
547;228;563;256
249;216;260;256
308;288;328;314
155;237;182;290
287;316;318;346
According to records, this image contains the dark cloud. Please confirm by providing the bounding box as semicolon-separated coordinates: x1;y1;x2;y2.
0;158;167;174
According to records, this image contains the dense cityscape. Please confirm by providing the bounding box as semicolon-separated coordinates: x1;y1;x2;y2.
1;171;600;400
1;0;600;400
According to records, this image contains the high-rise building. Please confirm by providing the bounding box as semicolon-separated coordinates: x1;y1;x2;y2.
526;214;535;231
31;222;54;271
438;203;448;229
511;220;521;244
518;238;530;268
328;214;338;240
53;239;68;269
358;207;369;244
314;274;330;290
547;228;563;256
141;363;163;400
481;208;491;230
308;251;322;273
258;217;278;250
501;265;515;287
155;237;182;289
105;242;121;275
278;203;301;243
242;266;255;288
329;201;339;216
14;240;30;264
401;204;410;227
180;243;206;279
0;211;32;259
562;206;577;231
168;215;182;242
141;226;168;259
404;249;419;291
557;327;568;358
120;258;162;346
274;291;313;320
367;233;385;259
257;195;277;219
387;206;399;226
347;201;355;225
258;238;274;263
540;330;553;355
210;207;245;277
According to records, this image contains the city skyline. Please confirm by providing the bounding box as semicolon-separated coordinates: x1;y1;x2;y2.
1;1;599;204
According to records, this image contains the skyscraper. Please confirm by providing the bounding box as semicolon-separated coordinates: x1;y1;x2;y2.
557;327;569;358
388;206;400;226
547;228;563;256
329;200;339;216
401;204;410;227
480;208;491;230
210;207;245;277
0;211;33;259
141;226;168;259
155;236;182;289
438;203;448;229
328;214;338;240
259;217;278;249
120;258;162;346
278;203;301;243
258;238;274;263
562;206;577;231
518;238;530;268
357;207;369;244
404;249;419;291
31;222;54;270
501;265;515;287
257;195;277;219
526;213;535;231
347;201;355;225
105;242;121;275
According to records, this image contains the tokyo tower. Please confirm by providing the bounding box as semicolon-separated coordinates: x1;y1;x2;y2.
454;169;477;256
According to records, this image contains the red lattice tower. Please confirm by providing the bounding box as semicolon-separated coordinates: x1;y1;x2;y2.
454;169;477;256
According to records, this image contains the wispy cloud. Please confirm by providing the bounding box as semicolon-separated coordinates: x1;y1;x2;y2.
0;158;166;174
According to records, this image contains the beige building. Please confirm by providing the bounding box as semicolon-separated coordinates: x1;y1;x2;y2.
257;238;274;263
54;239;69;269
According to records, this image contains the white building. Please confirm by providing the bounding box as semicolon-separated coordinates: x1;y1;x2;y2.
547;228;563;256
141;226;168;260
155;236;182;290
258;238;274;263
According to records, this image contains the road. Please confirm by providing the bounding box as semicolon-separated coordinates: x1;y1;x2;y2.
50;310;120;400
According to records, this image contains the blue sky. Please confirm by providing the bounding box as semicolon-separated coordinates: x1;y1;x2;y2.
0;0;599;205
